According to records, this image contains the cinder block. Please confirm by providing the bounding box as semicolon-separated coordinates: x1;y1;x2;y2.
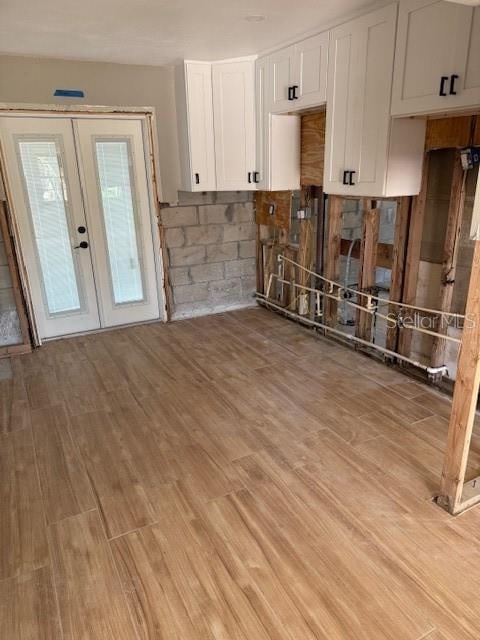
241;275;257;295
0;242;7;267
223;222;255;242
215;191;253;204
169;267;190;286
161;206;198;228
208;277;242;300
164;227;185;248
177;191;216;206
190;262;224;283
225;258;255;278
230;202;255;223
173;283;209;304
206;242;238;262
185;224;223;246
198;204;229;225
169;245;206;267
239;239;256;259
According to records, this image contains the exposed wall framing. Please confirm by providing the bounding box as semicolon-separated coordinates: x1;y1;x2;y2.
356;199;379;341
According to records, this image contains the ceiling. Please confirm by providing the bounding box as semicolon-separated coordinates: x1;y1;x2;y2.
0;0;380;66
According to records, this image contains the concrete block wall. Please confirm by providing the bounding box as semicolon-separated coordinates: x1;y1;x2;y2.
160;191;256;319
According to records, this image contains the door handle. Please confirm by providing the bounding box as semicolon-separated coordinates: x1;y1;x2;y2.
253;171;260;183
74;241;89;249
449;74;459;95
439;76;449;96
349;171;356;186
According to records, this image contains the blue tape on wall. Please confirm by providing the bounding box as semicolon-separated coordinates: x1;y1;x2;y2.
54;89;85;98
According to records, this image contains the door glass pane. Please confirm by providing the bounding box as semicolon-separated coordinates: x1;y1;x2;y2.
17;139;81;315
95;139;144;305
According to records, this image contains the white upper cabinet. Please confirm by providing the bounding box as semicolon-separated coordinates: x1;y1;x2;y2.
212;59;257;191
324;3;426;197
292;32;329;109
392;0;480;116
269;32;329;113
269;46;296;113
255;56;300;191
175;62;216;191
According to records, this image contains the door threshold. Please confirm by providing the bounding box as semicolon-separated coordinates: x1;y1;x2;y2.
42;317;165;342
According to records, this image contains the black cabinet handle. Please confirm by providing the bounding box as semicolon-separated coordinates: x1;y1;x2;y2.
349;171;356;186
194;172;200;185
253;171;260;183
288;86;294;101
342;170;349;185
439;76;449;96
248;172;252;184
292;85;299;100
449;74;459;95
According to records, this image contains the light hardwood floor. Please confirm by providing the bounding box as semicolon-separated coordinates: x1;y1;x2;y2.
1;306;480;639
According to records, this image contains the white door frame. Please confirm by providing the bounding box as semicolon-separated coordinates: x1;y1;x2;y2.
0;104;168;345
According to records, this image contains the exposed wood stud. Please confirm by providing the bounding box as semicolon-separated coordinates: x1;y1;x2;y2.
398;153;430;358
431;152;467;368
386;197;411;353
439;238;480;514
356;199;379;342
324;195;343;327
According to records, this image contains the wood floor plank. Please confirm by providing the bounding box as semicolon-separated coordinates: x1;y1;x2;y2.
48;509;138;639
72;410;157;538
32;404;96;523
0;428;48;580
0;566;62;639
3;307;480;638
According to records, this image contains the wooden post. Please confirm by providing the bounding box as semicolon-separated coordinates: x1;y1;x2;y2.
386;197;411;352
398;153;430;357
324;195;343;327
356;199;379;341
438;238;480;514
431;152;467;368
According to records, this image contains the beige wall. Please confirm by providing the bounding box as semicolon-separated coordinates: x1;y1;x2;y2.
0;55;181;203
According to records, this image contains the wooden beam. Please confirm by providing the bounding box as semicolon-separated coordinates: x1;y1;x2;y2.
425;116;474;151
385;197;411;353
431;152;467;368
324;195;343;327
398;153;430;358
356;199;379;341
438;238;480;514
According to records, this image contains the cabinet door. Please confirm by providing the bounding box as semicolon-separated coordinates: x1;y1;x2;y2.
324;4;397;196
391;0;473;116
269;45;296;113
293;32;329;109
255;57;269;190
323;16;359;193
183;62;216;191
212;59;256;191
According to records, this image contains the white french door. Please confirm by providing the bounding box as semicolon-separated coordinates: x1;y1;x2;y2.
0;115;161;339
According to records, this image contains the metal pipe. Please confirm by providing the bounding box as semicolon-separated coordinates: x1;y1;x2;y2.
256;293;448;376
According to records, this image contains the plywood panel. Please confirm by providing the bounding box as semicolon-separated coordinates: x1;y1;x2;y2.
300;110;325;186
255;191;291;230
425;116;473;151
